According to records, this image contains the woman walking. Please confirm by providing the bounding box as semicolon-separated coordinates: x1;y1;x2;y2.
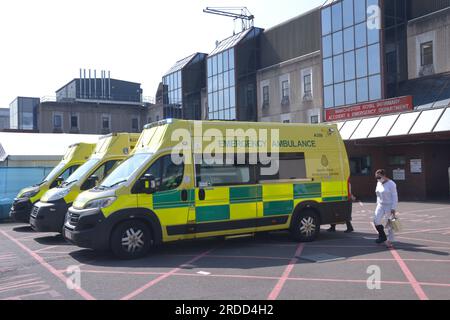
373;169;398;245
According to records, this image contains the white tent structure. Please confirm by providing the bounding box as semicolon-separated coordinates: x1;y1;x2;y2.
0;132;101;167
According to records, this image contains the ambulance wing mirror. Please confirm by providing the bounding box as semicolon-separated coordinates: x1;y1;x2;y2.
87;175;99;189
56;176;64;184
51;176;65;188
141;174;156;194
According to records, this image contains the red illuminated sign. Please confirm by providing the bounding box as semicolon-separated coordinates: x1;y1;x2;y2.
325;96;414;122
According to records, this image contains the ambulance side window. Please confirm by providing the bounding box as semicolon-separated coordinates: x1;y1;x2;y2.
159;156;184;192
134;155;184;194
50;165;79;188
258;153;306;182
196;154;255;187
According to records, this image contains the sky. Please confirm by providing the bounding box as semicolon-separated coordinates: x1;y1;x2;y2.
0;0;326;108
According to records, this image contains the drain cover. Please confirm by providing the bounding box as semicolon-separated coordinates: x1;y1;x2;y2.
299;253;346;263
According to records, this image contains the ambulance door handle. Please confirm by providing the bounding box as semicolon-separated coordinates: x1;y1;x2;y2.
181;190;188;202
199;189;206;201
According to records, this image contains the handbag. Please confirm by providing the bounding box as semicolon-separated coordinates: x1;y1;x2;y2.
388;215;402;233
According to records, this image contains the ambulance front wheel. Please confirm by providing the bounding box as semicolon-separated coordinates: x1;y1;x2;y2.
290;209;320;242
110;220;152;259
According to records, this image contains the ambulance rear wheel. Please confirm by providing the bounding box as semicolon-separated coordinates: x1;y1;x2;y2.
110;220;152;259
290;210;320;242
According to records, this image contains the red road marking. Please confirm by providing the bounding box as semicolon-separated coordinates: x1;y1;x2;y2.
348;258;450;263
267;243;304;300
389;247;429;300
0;230;96;300
120;248;214;300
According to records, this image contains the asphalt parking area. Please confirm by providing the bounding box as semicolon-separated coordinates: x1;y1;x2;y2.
0;201;449;300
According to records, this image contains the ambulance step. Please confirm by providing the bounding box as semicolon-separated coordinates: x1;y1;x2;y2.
225;233;255;240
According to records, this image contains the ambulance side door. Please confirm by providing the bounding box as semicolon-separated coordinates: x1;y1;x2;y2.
135;154;193;240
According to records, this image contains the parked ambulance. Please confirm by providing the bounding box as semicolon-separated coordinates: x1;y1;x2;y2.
64;120;352;259
10;143;95;223
30;133;140;233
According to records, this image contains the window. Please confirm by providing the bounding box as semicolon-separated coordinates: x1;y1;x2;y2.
53;113;62;129
81;160;118;190
421;41;433;66
323;58;333;86
196;153;255;187
333;31;343;55
259;153;307;182
70;114;78;129
344;51;356;80
90;160;118;182
388;156;406;167
345;80;357;105
60;165;79;180
369;74;382;101
263;85;269;107
281;80;290;99
356;77;369;102
49;165;79;188
131;117;139;132
303;74;312;95
321;1;381;109
310;115;319;124
322;6;332;35
139;155;184;192
332;2;342;32
350;156;372;176
334;82;345;107
102;114;110;130
333;54;344;83
322;35;332;58
196;163;252;187
368;43;381;75
207;48;236;121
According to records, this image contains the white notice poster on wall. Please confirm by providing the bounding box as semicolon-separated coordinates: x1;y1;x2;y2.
410;159;422;173
393;169;406;181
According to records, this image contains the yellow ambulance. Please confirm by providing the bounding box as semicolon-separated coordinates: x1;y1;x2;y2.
10;143;95;223
30;133;139;233
64;120;352;259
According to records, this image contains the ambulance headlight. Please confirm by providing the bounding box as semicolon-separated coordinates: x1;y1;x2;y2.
83;197;116;210
21;187;40;198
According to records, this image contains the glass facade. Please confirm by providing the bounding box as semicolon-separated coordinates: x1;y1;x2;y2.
322;0;382;109
207;48;236;120
161;53;206;120
9;97;39;130
162;70;182;107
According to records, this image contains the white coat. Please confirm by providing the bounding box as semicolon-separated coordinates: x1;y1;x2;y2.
374;179;398;226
